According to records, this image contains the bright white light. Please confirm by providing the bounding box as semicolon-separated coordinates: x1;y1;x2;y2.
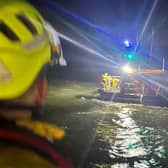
122;64;134;74
124;40;130;47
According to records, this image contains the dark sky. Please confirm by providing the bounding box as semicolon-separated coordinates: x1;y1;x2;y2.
29;0;168;81
53;0;168;56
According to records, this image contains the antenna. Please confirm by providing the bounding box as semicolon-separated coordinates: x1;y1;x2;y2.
162;57;165;72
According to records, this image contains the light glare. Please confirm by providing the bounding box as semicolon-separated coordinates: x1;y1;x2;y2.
124;40;130;47
122;64;134;74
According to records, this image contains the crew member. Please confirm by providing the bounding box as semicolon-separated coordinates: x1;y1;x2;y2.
0;0;71;167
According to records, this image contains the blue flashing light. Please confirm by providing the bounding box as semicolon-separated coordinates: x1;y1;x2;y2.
124;40;131;48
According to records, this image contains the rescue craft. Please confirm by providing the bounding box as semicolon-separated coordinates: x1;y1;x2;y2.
98;64;168;106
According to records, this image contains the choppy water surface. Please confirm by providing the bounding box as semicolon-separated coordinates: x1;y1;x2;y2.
93;102;168;168
43;81;168;168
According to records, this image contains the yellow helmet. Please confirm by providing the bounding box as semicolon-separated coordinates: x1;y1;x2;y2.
0;0;61;100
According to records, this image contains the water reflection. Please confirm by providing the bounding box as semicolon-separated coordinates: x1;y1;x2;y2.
110;107;148;167
95;102;168;167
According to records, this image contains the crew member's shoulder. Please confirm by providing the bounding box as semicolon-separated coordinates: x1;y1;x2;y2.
15;118;65;141
0;117;65;142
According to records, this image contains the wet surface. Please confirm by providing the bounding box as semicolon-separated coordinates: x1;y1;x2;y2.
42;81;168;168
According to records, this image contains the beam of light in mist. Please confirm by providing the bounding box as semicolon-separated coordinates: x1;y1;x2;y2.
57;16;113;56
57;31;118;66
34;0;115;41
32;13;119;67
56;16;167;71
139;0;158;42
42;4;121;64
33;0;129;68
77;56;118;69
58;16;121;64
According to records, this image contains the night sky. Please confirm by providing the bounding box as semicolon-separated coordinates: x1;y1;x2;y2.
29;0;168;81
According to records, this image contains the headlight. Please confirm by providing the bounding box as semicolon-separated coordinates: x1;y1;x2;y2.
122;64;134;74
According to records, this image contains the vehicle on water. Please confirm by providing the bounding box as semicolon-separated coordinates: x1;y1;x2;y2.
98;64;168;106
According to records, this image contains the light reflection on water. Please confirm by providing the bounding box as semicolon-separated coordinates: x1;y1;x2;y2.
111;108;146;155
94;102;168;168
